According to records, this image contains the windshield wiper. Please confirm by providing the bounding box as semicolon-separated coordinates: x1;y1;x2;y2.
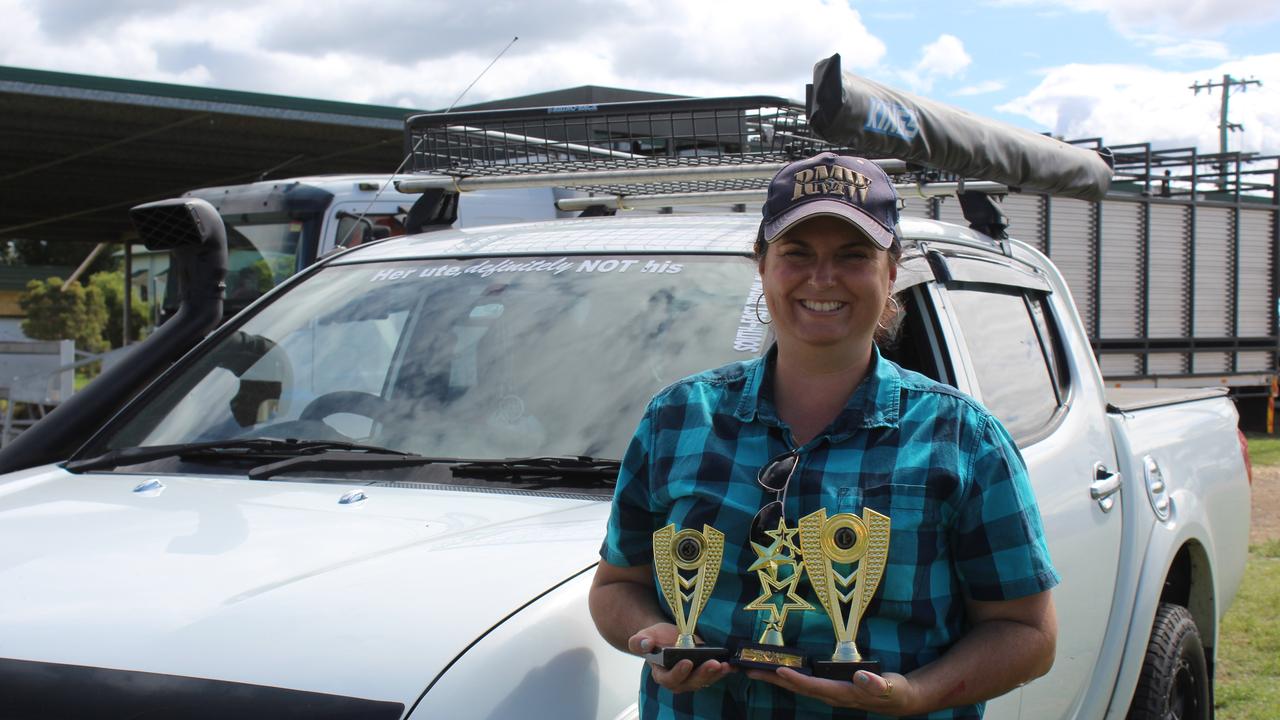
246;451;466;480
451;456;620;484
65;438;410;474
70;441;620;486
246;454;619;483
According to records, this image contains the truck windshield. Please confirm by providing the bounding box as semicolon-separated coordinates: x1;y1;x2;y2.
160;218;310;322
99;255;766;463
223;220;305;307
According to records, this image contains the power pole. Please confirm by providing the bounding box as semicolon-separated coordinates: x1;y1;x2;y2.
1190;74;1261;189
1190;74;1262;155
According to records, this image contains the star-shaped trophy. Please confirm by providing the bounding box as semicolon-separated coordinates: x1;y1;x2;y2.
733;517;814;672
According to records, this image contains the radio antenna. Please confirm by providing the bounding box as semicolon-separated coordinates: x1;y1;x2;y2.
447;36;519;114
337;36;520;249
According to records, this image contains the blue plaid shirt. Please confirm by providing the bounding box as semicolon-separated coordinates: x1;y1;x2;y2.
601;346;1059;720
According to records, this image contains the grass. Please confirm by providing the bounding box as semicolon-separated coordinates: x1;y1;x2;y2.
1243;432;1280;468
1215;540;1280;718
1213;466;1280;720
74;365;97;392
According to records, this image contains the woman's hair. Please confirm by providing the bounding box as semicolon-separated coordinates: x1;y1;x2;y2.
754;219;906;346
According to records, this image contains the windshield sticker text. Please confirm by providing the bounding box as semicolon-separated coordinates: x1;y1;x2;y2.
369;257;683;282
734;277;769;353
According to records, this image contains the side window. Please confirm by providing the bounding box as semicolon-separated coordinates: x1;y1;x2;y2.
334;213;405;249
881;285;953;386
947;286;1068;442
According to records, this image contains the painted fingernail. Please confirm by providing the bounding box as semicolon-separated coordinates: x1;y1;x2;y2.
639;638;652;651
856;671;872;684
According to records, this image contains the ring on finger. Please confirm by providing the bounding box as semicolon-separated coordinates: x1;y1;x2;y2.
880;679;894;699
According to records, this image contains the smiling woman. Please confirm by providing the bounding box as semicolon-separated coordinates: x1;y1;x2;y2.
590;153;1060;720
760;219;896;389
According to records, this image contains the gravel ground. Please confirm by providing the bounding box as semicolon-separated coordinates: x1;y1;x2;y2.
1250;465;1280;545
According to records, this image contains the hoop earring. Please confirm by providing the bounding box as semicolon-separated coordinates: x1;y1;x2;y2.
877;294;900;332
754;294;771;325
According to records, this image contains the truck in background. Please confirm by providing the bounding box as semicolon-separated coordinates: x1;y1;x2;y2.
905;145;1280;426
158;176;585;319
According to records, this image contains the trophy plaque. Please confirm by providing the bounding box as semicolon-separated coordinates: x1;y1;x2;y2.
732;517;814;673
650;524;731;669
796;507;891;680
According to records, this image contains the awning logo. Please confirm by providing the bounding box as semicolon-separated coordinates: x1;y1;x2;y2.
864;97;920;142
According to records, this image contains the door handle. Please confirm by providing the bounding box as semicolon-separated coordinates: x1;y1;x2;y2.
1090;463;1122;513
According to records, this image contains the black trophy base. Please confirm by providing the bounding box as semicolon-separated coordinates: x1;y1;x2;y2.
732;643;811;675
652;646;731;670
811;658;881;681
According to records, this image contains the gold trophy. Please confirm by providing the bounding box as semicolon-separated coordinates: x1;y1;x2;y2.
732;517;814;671
797;507;891;680
650;524;730;669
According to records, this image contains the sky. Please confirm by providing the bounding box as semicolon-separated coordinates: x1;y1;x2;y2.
3;0;1280;155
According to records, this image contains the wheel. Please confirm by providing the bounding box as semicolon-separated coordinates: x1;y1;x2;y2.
1127;603;1211;720
298;391;393;424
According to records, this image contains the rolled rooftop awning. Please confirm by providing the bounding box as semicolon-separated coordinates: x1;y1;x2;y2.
808;54;1114;201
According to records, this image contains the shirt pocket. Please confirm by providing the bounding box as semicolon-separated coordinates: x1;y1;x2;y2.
867;484;943;608
836;485;862;514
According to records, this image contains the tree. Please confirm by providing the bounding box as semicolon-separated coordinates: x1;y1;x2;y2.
2;239;115;276
88;270;150;347
18;277;109;354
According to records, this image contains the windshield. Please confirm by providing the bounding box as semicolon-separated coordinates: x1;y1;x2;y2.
97;254;766;464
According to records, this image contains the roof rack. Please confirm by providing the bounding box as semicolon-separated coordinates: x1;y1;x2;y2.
405;97;818;167
396;95;1012;212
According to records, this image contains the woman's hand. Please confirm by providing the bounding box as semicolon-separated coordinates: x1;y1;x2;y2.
746;667;917;716
627;623;735;693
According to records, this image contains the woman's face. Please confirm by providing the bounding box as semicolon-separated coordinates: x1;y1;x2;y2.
760;216;896;356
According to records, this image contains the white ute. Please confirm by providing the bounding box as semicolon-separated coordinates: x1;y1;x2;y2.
0;70;1251;720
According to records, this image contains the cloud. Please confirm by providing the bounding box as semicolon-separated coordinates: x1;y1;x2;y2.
0;0;884;109
1149;39;1230;61
987;0;1280;36
998;54;1280;153
898;34;971;92
867;10;916;21
918;35;971;78
953;80;1006;96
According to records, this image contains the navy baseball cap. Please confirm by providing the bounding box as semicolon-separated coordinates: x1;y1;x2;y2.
761;152;900;250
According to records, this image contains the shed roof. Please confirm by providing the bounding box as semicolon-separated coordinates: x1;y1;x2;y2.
0;65;675;245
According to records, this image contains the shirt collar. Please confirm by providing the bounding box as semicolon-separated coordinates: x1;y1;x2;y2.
734;344;902;438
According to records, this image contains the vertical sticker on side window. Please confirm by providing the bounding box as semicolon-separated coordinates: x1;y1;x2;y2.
734;276;768;353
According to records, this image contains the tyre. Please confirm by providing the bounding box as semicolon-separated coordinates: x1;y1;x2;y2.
1127;603;1211;720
